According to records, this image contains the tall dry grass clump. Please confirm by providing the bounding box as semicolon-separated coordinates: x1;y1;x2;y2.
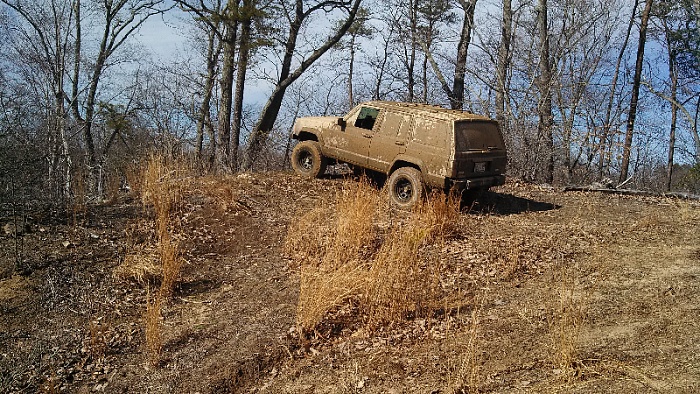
136;155;189;367
550;267;586;381
290;180;380;332
286;180;460;334
139;154;186;299
364;191;459;326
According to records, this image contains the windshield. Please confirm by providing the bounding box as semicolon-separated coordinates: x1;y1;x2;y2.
454;121;505;151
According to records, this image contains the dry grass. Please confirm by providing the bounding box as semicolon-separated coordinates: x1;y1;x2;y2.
550;266;587;381
140;154;189;301
88;320;110;360
157;236;182;300
113;249;161;285
135;155;191;366
144;289;163;368
292;180;380;332
287;180;461;334
446;306;482;394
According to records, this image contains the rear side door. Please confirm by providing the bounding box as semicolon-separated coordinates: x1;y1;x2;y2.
366;111;412;172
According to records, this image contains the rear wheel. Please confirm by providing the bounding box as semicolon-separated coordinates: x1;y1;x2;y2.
388;167;424;209
291;141;327;178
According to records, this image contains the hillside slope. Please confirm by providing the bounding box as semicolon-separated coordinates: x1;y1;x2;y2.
1;173;698;393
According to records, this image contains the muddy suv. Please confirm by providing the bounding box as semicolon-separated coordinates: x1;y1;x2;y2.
291;101;507;207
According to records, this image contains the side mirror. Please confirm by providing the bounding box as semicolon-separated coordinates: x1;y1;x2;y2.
337;117;346;129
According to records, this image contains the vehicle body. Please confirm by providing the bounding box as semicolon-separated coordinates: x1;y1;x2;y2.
290;101;507;207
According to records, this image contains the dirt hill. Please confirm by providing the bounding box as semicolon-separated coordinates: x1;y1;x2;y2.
1;172;698;393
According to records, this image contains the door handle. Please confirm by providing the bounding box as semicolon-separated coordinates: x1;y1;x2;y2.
394;141;405;146
362;133;373;138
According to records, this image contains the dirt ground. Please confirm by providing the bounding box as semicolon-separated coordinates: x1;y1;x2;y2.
0;172;698;393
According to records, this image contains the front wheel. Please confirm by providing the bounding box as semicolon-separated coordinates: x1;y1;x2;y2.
291;141;327;178
388;167;424;209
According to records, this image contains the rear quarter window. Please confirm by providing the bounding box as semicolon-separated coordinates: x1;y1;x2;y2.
380;112;412;139
412;118;448;149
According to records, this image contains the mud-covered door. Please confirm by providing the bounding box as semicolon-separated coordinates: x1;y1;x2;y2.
325;106;379;167
366;112;412;172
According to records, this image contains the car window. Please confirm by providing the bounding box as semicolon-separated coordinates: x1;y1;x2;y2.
454;121;504;151
412;118;447;149
354;107;380;130
380;112;412;140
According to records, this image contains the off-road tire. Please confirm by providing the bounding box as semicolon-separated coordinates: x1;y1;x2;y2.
388;167;424;209
291;141;327;178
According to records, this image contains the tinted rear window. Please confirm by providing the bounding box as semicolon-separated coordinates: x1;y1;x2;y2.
454;121;505;151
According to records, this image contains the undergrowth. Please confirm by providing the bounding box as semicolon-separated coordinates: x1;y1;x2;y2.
285;179;460;334
129;155;190;367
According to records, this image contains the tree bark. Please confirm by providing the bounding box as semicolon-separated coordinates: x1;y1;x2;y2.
217;1;240;172
408;0;418;102
196;26;220;167
536;0;554;183
665;19;678;192
231;0;252;170
348;34;356;108
620;0;653;184
450;0;477;110
495;0;511;129
196;30;219;161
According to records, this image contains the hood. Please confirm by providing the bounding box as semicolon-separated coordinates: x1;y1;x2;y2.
293;116;340;134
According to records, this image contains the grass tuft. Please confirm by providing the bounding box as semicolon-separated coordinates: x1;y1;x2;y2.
287;179;461;334
550;267;587;381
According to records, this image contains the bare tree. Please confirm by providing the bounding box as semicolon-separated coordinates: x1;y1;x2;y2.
598;0;639;179
620;0;653;184
418;0;476;109
241;0;363;170
495;0;512;128
536;0;554;183
337;7;372;109
1;0;77;198
188;2;224;169
662;12;680;191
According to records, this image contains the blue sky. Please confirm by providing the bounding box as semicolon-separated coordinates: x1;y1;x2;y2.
135;8;188;60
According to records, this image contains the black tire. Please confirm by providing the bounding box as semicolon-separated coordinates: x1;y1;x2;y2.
388;167;424;209
291;141;327;178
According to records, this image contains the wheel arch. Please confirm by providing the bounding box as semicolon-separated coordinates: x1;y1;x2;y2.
389;159;423;176
294;131;319;142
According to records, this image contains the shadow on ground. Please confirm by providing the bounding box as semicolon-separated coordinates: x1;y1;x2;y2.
462;190;560;215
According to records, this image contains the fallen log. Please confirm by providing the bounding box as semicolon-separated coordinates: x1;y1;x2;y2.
562;186;700;201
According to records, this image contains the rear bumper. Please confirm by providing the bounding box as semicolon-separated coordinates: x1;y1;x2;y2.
447;174;506;191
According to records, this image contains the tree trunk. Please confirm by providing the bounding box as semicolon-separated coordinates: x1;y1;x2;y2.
599;0;638;179
217;4;239;172
536;0;554;184
373;27;393;100
231;7;251;170
451;0;477;110
665;19;678;192
620;0;653;184
495;0;511;129
408;0;418;102
348;34;356;108
71;0;82;126
196;27;220;167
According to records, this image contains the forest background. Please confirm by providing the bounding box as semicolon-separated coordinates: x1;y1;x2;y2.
1;0;699;207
